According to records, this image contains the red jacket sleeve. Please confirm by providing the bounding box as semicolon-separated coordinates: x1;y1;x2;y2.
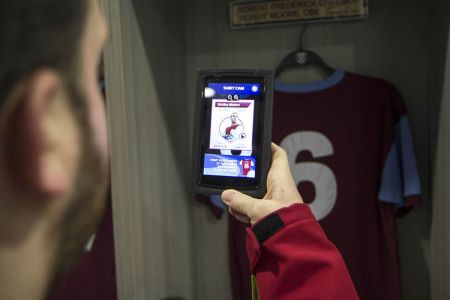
246;203;359;300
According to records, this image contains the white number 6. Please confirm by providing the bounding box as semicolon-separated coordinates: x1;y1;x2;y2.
281;131;337;221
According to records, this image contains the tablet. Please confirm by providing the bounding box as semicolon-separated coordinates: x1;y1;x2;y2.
192;69;273;197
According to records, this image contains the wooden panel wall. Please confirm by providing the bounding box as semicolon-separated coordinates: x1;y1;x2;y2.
101;0;194;299
430;1;450;299
430;27;450;300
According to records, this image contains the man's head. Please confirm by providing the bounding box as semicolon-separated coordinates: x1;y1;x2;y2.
0;0;109;298
230;113;238;124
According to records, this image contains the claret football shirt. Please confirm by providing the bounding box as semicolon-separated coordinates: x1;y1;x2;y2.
227;70;422;300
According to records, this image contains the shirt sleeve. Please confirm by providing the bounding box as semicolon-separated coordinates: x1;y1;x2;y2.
246;203;359;300
377;86;422;214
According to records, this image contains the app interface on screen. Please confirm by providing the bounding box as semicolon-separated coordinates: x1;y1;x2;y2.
203;82;260;178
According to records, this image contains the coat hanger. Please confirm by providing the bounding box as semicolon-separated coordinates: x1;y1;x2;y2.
274;24;335;79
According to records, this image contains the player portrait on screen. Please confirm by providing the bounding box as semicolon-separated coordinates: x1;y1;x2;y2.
221;112;244;141
210;99;254;151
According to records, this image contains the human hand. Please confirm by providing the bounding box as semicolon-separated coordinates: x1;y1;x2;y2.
221;143;303;224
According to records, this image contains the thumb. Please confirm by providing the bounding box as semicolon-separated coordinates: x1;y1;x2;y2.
221;189;257;218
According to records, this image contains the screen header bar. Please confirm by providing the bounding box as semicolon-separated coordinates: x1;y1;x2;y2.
208;83;261;96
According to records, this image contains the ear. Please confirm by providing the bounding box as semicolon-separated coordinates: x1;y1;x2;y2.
4;69;81;199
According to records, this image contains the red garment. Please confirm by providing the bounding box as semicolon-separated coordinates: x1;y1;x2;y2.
50;199;117;300
226;123;240;135
247;203;358;300
229;214;252;300
241;159;252;176
269;72;421;300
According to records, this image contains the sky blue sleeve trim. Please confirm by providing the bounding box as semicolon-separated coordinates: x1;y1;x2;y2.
378;142;404;205
378;116;422;206
210;195;227;211
274;70;345;93
398;116;422;196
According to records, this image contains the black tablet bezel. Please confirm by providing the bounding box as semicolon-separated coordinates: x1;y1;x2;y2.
192;69;273;197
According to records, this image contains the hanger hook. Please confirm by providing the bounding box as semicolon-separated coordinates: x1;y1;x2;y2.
299;23;309;49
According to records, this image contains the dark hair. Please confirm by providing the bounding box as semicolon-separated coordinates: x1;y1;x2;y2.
0;0;88;105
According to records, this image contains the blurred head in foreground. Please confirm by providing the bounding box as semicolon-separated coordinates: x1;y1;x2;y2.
0;0;110;299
